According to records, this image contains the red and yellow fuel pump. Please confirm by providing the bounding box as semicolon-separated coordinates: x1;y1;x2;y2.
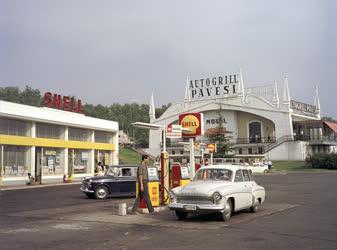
171;163;190;188
136;167;160;208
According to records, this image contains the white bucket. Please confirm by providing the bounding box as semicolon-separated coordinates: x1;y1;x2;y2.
118;203;127;216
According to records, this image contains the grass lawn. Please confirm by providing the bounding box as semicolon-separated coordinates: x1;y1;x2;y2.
272;161;337;172
119;147;154;165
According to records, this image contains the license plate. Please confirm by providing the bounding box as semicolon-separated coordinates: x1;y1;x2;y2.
184;205;197;211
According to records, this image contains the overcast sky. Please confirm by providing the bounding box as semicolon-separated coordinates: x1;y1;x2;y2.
0;0;336;118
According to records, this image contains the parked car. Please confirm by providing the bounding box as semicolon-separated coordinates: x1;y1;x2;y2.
246;162;269;174
168;164;266;221
80;164;138;199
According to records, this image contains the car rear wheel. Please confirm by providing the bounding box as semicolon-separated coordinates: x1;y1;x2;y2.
222;199;233;221
95;186;109;199
250;201;259;213
175;211;188;220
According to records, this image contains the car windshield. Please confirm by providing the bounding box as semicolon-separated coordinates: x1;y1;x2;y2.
106;166;119;176
194;168;233;181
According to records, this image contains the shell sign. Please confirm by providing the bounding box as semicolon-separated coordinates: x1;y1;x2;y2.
179;113;204;137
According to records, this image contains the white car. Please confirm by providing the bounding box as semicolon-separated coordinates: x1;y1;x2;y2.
246;162;269;174
168;164;266;221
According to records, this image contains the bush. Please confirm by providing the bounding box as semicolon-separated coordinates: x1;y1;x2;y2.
305;153;337;169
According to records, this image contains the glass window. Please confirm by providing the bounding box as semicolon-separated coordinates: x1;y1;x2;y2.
36;123;64;139
242;169;251;181
41;148;64;176
95;150;112;166
3;146;30;177
194;169;233;181
95;131;112;143
68;127;90;141
234;170;243;182
0;118;30;136
69;149;91;174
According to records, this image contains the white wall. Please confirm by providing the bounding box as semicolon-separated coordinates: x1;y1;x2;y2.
267;141;309;161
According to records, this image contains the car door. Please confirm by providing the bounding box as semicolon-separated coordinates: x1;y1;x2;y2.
232;170;249;210
116;167;136;195
242;169;254;207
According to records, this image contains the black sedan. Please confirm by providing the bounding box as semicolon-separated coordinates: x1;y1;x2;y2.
81;164;138;199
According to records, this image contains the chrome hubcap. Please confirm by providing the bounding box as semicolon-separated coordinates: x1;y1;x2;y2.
97;188;106;198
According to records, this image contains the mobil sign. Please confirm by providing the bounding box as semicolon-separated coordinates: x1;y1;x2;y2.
179;113;204;137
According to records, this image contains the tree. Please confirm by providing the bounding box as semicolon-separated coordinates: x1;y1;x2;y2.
20;86;42;106
205;106;233;157
322;116;337;123
0;87;20;103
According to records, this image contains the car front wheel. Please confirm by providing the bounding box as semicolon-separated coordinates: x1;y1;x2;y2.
95;186;109;199
175;211;188;220
222;199;233;221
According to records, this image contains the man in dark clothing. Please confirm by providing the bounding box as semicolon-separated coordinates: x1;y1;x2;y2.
131;155;154;213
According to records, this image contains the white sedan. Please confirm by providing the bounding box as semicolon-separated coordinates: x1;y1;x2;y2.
245;163;269;174
168;165;266;221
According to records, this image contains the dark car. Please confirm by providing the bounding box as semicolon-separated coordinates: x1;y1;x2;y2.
80;164;138;199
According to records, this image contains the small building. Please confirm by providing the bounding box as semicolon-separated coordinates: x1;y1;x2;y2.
0;100;119;186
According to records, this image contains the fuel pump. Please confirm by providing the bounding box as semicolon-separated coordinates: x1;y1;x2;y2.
195;163;202;173
171;163;190;188
136;167;160;208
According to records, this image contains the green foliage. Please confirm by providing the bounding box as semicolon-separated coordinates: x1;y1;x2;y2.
321;116;337;123
306;153;337;169
205;106;233;157
0;86;42;106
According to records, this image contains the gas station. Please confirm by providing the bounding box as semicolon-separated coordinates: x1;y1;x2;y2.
132;111;205;210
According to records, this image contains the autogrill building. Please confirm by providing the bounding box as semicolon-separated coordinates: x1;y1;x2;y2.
147;70;337;162
0;100;119;187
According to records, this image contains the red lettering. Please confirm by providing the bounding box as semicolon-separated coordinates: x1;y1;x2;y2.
63;96;70;111
44;92;52;108
70;97;76;112
77;99;82;113
53;94;62;109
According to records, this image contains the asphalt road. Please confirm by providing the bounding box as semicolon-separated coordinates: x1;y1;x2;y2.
1;172;337;250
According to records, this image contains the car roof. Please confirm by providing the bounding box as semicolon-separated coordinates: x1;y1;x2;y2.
200;164;246;172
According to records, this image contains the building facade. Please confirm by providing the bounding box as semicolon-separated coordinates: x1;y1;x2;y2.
0;101;118;186
147;71;337;162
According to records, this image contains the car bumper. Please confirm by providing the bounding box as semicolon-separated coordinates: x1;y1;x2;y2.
168;202;225;212
80;187;94;193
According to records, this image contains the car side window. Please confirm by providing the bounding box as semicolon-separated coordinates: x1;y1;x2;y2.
119;168;132;177
234;170;243;182
248;169;254;181
242;169;251;181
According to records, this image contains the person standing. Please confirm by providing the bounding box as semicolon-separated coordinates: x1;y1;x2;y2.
268;160;272;171
132;155;155;213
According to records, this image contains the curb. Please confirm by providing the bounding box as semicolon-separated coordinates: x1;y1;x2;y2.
0;181;81;191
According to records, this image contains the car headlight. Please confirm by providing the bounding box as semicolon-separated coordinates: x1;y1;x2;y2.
169;191;176;202
212;192;222;204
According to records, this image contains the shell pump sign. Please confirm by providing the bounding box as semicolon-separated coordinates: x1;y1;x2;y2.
179;113;204;137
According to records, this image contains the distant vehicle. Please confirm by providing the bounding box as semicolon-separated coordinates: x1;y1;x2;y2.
80;164;138;199
168;164;266;221
246;162;269;174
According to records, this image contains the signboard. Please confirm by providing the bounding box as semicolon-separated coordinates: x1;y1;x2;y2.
290;100;317;114
166;124;182;139
81;152;89;161
147;167;159;181
206;143;217;154
188;74;239;101
179;113;204;137
44;92;83;113
180;167;190;179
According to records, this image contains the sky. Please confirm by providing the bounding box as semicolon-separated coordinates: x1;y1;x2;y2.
0;0;336;118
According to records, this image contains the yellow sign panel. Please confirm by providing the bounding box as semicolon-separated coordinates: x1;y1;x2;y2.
180;115;200;134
